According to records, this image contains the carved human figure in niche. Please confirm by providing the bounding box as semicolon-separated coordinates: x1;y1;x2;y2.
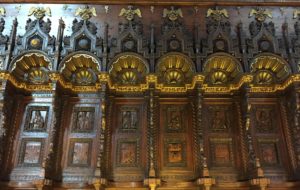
212;110;228;130
122;110;137;129
76;111;91;130
168;143;182;163
120;143;136;165
256;109;272;132
168;110;181;130
30;111;45;130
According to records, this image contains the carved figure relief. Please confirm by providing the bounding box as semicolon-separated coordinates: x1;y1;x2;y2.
117;141;138;167
166;107;184;132
120;107;138;131
72;107;95;132
255;109;273;133
71;142;90;166
260;142;279;166
24;106;49;131
209;106;230;132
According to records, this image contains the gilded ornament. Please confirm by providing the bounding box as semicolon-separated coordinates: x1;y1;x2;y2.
119;6;142;21
75;6;97;20
207;8;229;21
28;7;51;20
249;8;272;22
0;7;6;17
293;10;300;19
163;6;183;21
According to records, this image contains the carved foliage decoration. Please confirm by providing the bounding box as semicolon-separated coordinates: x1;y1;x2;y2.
164;138;186;167
250;54;291;85
249;8;272;23
60;53;100;85
109;54;149;85
210;138;234;167
258;139;280;167
72;107;95;133
203;53;242;85
24;106;49;132
18;138;44;167
11;53;52;84
116;139;140;167
156;53;195;86
68;139;92;167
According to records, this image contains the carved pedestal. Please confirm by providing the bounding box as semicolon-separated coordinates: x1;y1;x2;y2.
144;178;161;190
92;178;107;190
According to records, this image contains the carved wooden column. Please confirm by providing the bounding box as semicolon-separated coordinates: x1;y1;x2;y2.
93;83;108;190
144;85;161;190
242;87;270;190
286;86;300;178
196;86;215;190
0;81;10;171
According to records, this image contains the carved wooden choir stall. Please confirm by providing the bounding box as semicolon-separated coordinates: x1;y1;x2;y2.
0;1;299;190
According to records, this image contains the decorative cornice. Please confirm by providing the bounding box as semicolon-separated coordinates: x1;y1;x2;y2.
2;71;300;93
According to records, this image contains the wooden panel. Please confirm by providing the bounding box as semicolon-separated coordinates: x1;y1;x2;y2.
158;99;195;182
60;97;101;183
108;98;147;182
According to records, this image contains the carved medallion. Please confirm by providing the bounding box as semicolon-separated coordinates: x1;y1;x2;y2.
72;107;95;133
24;106;49;132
